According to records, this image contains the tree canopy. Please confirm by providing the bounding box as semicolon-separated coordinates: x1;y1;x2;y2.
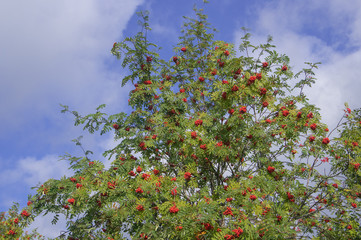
1;5;361;240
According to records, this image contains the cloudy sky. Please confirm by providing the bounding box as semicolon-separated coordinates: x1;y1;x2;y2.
1;0;360;237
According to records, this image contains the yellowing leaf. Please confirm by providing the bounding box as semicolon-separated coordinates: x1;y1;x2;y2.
245;71;251;79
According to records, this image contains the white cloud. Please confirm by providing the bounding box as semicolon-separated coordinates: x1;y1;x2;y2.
151;23;178;39
25;213;67;239
99;135;122;153
0;138;128;237
0;154;73;218
98;134;123;169
0;155;72;188
233;0;361;129
0;0;143;132
0;0;143;194
0;0;144;214
0;139;123;237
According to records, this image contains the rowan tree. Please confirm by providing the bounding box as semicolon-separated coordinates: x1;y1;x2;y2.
1;5;361;240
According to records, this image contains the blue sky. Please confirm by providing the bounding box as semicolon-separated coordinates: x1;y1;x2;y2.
1;0;361;237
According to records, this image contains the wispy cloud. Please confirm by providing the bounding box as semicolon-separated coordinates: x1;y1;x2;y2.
0;0;143;132
0;0;144;225
0;154;72;210
233;0;361;129
25;213;67;238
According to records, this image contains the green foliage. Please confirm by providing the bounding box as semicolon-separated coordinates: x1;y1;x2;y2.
1;5;361;240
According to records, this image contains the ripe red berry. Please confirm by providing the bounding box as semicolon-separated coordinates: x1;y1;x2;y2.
310;123;317;130
136;205;144;211
171;187;177;196
144;80;152;85
136;187;143;194
195;119;203;126
322;138;330;145
282;110;289;117
250;195;257;201
260;87;267;95
169;205;179;213
239;106;247;114
267;166;275;173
